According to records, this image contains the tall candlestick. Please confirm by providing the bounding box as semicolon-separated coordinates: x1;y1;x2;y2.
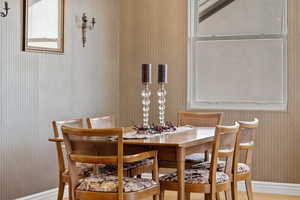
157;83;167;126
158;64;168;83
141;64;151;128
142;64;152;83
141;83;151;128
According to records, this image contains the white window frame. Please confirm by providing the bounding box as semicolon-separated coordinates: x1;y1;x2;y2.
187;0;288;111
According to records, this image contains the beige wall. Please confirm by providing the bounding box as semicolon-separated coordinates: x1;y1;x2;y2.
120;0;300;184
0;0;119;199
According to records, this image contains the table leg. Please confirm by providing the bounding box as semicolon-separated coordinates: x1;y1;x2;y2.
177;147;185;200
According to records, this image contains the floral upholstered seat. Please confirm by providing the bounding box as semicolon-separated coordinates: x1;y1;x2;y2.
192;161;251;174
76;163;95;177
160;169;229;184
185;153;206;163
77;175;158;193
124;158;154;170
236;163;250;174
98;159;154;175
191;161;225;171
63;164;95;180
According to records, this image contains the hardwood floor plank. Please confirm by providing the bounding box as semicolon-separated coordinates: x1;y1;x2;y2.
65;191;300;200
145;191;300;200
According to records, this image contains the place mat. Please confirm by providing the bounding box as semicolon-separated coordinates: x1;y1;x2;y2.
123;126;194;139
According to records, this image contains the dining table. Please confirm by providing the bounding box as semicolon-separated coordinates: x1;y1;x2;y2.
70;126;216;200
123;126;216;200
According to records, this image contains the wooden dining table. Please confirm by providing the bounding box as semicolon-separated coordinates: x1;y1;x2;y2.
123;127;216;200
71;127;216;200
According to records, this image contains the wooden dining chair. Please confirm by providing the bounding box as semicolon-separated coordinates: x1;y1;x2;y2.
49;118;94;200
231;118;259;200
61;126;160;200
87;115;115;129
87;115;155;178
178;112;224;164
160;122;240;200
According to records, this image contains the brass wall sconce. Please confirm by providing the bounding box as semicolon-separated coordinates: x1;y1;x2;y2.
81;13;96;47
0;1;9;17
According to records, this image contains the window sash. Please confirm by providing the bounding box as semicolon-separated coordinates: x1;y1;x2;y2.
187;0;288;111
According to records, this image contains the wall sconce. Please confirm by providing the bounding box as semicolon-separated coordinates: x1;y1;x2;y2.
0;1;9;18
81;13;96;47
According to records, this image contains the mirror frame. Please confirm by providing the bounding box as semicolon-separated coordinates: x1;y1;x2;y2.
22;0;65;54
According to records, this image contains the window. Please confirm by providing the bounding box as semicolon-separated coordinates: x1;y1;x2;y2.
188;0;287;111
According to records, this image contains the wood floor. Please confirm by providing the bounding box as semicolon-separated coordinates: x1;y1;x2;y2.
65;192;300;200
153;191;300;200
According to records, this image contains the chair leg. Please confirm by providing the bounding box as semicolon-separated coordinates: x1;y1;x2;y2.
153;194;159;200
185;192;191;200
57;179;65;200
68;183;73;200
68;180;73;200
205;150;210;161
245;179;254;200
216;192;221;200
231;181;238;200
224;190;231;200
159;190;165;200
205;193;216;200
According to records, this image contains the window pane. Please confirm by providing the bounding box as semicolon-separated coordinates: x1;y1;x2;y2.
197;0;285;36
194;39;285;103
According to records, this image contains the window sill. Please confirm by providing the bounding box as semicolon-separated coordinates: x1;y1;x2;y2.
187;101;287;112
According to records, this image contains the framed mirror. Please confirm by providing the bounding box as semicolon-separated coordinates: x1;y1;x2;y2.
23;0;64;53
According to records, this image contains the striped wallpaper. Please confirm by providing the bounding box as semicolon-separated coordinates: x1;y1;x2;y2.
120;0;300;184
0;0;119;199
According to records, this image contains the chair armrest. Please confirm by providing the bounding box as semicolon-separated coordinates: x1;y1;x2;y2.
48;137;64;143
124;150;158;163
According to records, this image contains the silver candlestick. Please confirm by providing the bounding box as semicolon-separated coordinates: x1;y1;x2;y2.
157;83;167;126
141;83;151;128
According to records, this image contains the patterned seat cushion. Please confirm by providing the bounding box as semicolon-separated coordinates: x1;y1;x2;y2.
76;163;95;177
160;169;229;184
185;153;206;163
98;159;154;175
124;158;154;170
236;163;250;174
192;161;225;171
192;161;250;174
77;175;158;193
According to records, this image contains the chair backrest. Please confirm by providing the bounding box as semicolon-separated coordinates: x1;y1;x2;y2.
52;119;84;173
177;112;223;127
87;115;115;128
237;118;259;167
52;118;84;138
62;127;124;200
209;122;240;193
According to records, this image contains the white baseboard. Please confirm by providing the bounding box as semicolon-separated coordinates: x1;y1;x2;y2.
17;181;300;200
16;187;68;200
238;181;300;196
